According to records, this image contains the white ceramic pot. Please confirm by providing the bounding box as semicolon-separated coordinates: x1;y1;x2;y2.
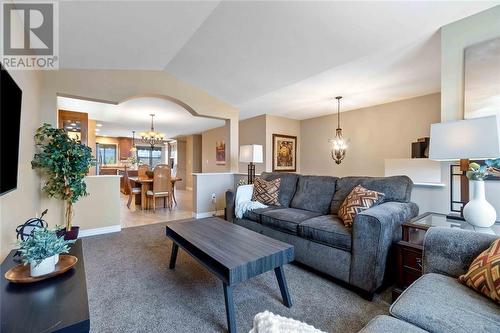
30;255;56;277
463;180;497;228
54;253;59;264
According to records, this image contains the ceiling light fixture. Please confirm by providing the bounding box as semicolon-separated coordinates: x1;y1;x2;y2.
140;114;165;147
329;96;347;164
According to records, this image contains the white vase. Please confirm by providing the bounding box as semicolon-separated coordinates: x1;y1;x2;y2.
30;255;57;277
463;180;497;228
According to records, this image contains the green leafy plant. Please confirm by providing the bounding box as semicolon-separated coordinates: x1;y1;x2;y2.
466;158;500;181
31;123;94;231
18;228;75;267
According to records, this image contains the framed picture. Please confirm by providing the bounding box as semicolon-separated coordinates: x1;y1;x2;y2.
464;37;500;119
472;160;500;181
216;140;226;165
272;134;297;172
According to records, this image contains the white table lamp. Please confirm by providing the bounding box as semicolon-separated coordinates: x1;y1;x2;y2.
429;115;500;227
239;145;263;184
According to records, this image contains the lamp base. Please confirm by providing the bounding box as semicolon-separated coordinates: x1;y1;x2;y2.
247;162;256;184
463;180;497;228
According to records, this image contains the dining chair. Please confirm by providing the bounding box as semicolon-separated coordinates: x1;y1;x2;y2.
146;164;172;212
124;167;141;209
137;164;149;180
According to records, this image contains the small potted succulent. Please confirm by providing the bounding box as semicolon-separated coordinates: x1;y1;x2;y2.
18;228;75;277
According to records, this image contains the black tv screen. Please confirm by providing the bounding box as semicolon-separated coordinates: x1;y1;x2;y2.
0;64;23;195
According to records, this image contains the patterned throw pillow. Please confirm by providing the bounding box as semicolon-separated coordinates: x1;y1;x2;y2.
252;177;281;206
338;185;384;228
459;238;500;303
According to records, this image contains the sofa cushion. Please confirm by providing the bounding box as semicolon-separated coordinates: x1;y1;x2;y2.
331;176;413;214
338;185;384;228
252;177;281;205
358;315;428;333
298;215;352;251
390;273;500;333
242;206;280;223
459;238;500;303
261;172;299;207
290;175;338;214
261;208;322;235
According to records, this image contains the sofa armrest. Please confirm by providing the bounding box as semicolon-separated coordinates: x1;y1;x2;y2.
423;227;497;278
350;201;419;293
225;190;235;222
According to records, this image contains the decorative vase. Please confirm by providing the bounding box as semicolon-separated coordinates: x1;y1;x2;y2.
463;180;497;228
30;255;56;277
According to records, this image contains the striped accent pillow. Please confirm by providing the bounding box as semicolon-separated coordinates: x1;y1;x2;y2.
459;238;500;303
252;177;281;206
338;185;384;228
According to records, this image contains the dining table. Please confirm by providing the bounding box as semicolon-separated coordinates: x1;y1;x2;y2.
129;176;182;210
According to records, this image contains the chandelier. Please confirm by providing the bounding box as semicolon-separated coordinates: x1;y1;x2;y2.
329;96;347;164
140;114;165;147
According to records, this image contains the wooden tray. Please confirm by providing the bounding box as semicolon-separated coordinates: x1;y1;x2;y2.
4;255;78;283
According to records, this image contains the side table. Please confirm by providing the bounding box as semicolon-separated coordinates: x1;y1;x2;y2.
392;212;500;302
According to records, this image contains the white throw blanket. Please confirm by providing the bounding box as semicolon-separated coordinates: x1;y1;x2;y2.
235;184;267;219
249;311;325;333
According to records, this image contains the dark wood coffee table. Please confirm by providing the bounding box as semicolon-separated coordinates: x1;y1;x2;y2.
166;217;294;333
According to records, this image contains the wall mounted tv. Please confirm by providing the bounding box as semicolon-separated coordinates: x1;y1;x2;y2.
0;64;23;196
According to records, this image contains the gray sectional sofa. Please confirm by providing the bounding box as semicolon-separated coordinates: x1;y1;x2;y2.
360;227;500;333
225;172;419;299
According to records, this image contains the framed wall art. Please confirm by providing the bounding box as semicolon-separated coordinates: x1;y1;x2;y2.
272;134;296;172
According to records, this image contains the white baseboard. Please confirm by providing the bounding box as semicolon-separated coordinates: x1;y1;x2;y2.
192;210;225;219
78;225;122;238
186;187;193;191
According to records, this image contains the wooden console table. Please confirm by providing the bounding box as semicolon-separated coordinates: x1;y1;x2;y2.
1;240;90;333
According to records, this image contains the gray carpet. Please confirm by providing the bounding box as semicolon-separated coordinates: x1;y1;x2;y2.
82;221;390;332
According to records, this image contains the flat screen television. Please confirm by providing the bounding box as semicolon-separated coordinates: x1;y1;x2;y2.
0;64;23;195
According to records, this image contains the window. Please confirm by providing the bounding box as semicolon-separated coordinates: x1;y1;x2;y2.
98;144;117;165
137;146;163;167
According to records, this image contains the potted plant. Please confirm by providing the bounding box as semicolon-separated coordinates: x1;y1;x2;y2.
18;228;75;277
31;124;94;239
464;159;500;227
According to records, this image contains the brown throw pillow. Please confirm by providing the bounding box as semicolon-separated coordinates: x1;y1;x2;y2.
338;185;384;228
459;238;500;303
252;177;281;206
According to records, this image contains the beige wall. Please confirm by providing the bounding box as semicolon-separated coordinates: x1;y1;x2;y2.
176;139;187;190
193;173;234;216
202;122;231;173
266;115;301;173
0;70;42;260
237;114;300;174
239;115;267;174
441;6;500;122
300;94;441;177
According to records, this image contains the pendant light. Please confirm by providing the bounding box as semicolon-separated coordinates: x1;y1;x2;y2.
329;96;347;164
140;114;165;147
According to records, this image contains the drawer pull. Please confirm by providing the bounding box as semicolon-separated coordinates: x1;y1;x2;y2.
416;257;422;269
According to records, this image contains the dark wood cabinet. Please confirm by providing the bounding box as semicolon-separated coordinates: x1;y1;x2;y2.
118;137;133;160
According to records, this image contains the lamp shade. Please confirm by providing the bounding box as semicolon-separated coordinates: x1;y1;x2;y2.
239;144;263;163
429;115;500;161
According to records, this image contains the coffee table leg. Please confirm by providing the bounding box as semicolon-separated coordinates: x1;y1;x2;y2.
223;283;237;333
274;266;292;307
169;243;179;269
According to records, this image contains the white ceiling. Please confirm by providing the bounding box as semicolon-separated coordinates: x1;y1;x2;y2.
58;1;500;120
57;96;225;138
